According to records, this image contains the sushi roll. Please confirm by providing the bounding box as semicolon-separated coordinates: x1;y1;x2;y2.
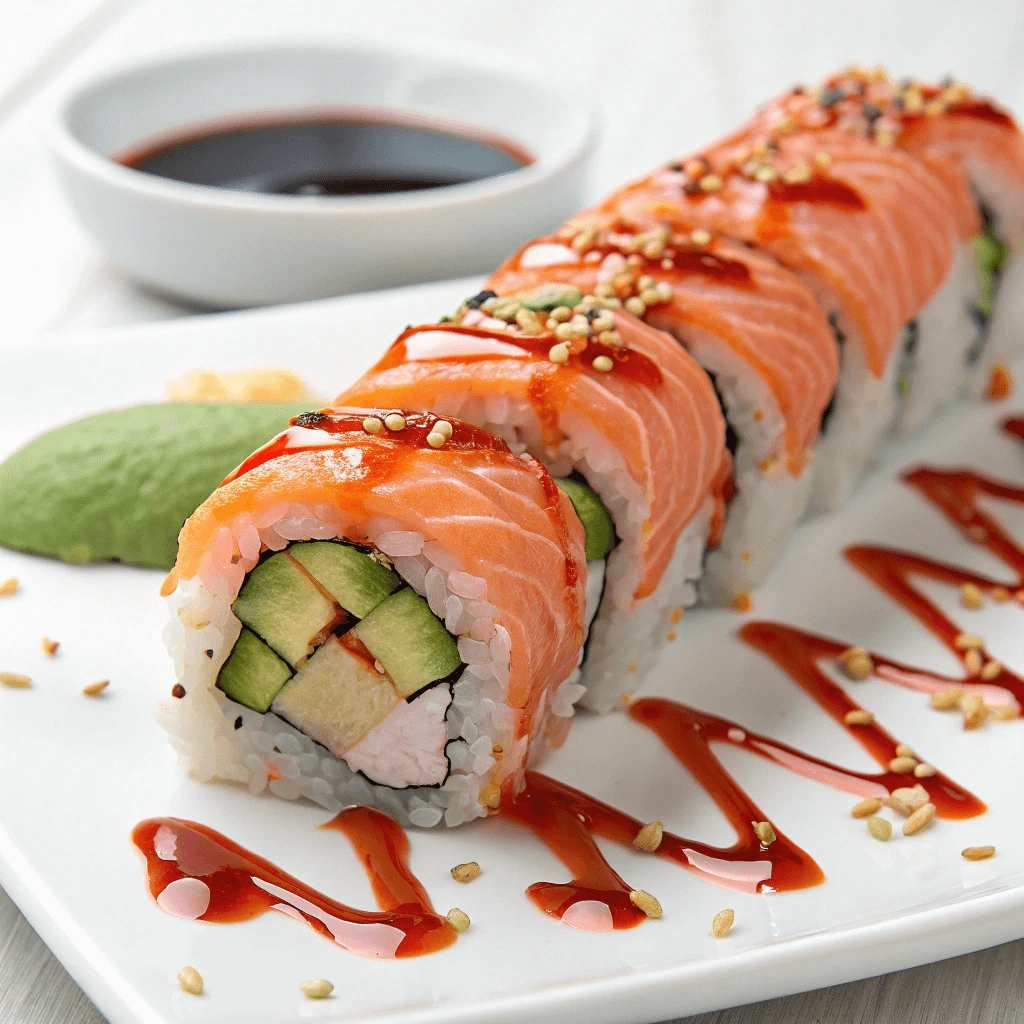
160;409;586;827
605;121;959;512
479;216;837;603
340;305;730;711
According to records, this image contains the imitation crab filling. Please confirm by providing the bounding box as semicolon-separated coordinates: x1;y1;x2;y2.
215;485;613;790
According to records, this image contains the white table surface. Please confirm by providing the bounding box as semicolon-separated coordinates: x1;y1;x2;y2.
1;1;1023;1021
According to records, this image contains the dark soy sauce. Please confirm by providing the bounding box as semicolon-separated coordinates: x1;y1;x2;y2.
114;108;534;197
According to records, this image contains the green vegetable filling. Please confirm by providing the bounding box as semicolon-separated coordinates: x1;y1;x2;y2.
974;226;1010;320
554;477;616;561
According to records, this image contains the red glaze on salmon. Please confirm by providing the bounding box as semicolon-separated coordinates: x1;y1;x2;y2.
603;123;959;378
487;223;837;472
175;409;586;730
340;317;729;603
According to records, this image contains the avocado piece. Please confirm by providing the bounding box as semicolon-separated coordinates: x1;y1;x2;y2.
271;635;398;757
974;228;1011;318
217;627;293;713
232;552;340;667
351;588;462;698
289;541;400;618
554;477;616;561
0;402;308;570
516;283;584;311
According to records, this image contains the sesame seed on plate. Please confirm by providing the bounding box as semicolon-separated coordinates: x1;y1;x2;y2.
433;420;453;439
177;967;203;996
0;577;18;597
451;861;482;883
961;846;995;861
629;889;663;918
867;816;892;842
753;821;776;846
549;343;570;364
447;908;471;932
902;802;936;836
930;687;963;711
960;583;984;609
301;979;334;1000
851;797;882;818
0;672;30;689
633;821;664;853
82;680;109;697
384;413;407;432
362;416;384;434
592;355;614;373
889;756;917;774
844;709;874;726
914;762;937;778
838;646;873;681
41;638;59;656
712;909;734;938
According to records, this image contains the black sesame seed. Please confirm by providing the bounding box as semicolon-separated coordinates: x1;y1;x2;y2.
667;161;684;172
465;290;497;310
940;74;954;88
205;649;214;659
862;102;883;123
586;308;603;322
893;94;906;110
293;411;327;427
820;87;845;108
234;716;243;730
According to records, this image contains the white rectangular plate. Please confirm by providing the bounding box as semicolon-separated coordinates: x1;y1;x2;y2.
1;279;1022;1024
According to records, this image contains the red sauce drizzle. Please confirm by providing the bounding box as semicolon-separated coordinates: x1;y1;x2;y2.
766;177;866;210
944;101;1017;131
131;807;455;958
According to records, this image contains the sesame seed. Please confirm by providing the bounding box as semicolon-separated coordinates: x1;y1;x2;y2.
300;979;334;1000
851;797;883;818
754;164;779;183
548;343;570;364
964;649;983;676
699;174;723;192
783;164;812;184
991;586;1011;602
433;420;453;439
990;704;1018;721
875;129;895;147
845;709;874;726
426;431;447;449
670;607;684;624
960;583;984;609
629;889;663;918
661;258;675;270
666;630;677;642
0;577;18;597
953;633;984;650
480;297;500;313
961;846;996;861
177;967;203;996
447;908;471;932
591;313;615;333
962;693;989;730
902;802;936;836
82;680;109;697
592;355;614;373
981;659;1003;681
838;647;874;681
549;306;573;322
930;686;964;711
451;861;482;883
593;282;617;298
913;762;937;778
691;228;712;245
624;296;646;317
867;816;892;842
41;638;59;657
889;755;917;774
515;308;543;334
362;416;384;434
492;299;522;322
384;413;407;432
633;821;664;853
753;820;776;846
890;785;929;814
554;322;576;343
654;282;674;302
814;151;832;167
0;672;30;689
731;592;753;613
638;287;660;306
637;275;655;290
895;743;915;759
712;909;735;938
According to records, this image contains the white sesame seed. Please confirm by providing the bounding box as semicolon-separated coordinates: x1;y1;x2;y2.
624;296;646;317
867;816;892;842
629;889;663;918
691;229;711;245
0;672;30;689
447;908;471;932
433;420;453;438
0;577;18;597
548;343;570;365
362;416;384;434
301;979;334;1000
712;908;734;938
961;846;995;861
592;355;614;373
426;432;446;449
902;802;936;836
451;861;482;883
384;413;407;432
177;967;203;996
82;680;109;697
753;821;776;846
633;821;664;853
851;797;883;818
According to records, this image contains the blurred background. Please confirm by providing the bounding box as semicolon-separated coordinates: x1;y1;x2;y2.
1;0;1022;342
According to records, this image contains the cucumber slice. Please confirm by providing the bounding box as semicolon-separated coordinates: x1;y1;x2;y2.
516;283;584;311
231;552;339;667
289;541;399;618
217;628;293;713
271;636;398;757
554;477;616;561
352;588;462;698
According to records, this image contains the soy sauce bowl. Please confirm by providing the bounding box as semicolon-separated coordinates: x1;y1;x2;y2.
50;43;597;308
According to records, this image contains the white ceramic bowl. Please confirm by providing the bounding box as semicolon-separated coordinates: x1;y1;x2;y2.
50;43;597;308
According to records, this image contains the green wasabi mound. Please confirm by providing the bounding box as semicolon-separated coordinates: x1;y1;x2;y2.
0;403;308;570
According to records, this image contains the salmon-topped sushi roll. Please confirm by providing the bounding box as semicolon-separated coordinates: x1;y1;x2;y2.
604;123;959;511
476;219;837;604
341;302;729;711
161;410;586;827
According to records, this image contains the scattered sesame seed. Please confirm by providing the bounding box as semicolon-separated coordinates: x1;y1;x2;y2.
654;281;674;302
480;297;499;313
384;413;407;432
960;583;984;609
895;743;915;759
624;296;646;317
699;173;723;192
451;861;482;883
554;322;576;343
447;908;471;932
981;659;1003;681
515;307;543;334
426;431;447;449
913;762;937;778
666;630;677;642
851;797;883;818
433;420;453;439
991;586;1011;602
712;909;735;938
753;164;779;183
0;577;18;597
82;680;109;697
867;816;892;842
902;802;936;836
691;229;712;245
41;638;59;657
838;646;873;681
300;979;334;1000
845;709;874;726
633;821;664;853
783;163;812;184
591;314;615;333
814;151;832;167
486;790;501;809
990;704;1018;721
629;889;663;918
740;550;753;562
931;687;964;711
964;649;983;676
592;355;614;373
954;633;984;651
598;329;623;347
889;785;929;814
961;846;996;861
0;672;30;689
753;821;776;846
731;592;753;613
962;693;989;730
549;342;570;365
177;967;203;996
549;306;573;322
669;607;684;624
889;756;917;774
362;416;384;434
